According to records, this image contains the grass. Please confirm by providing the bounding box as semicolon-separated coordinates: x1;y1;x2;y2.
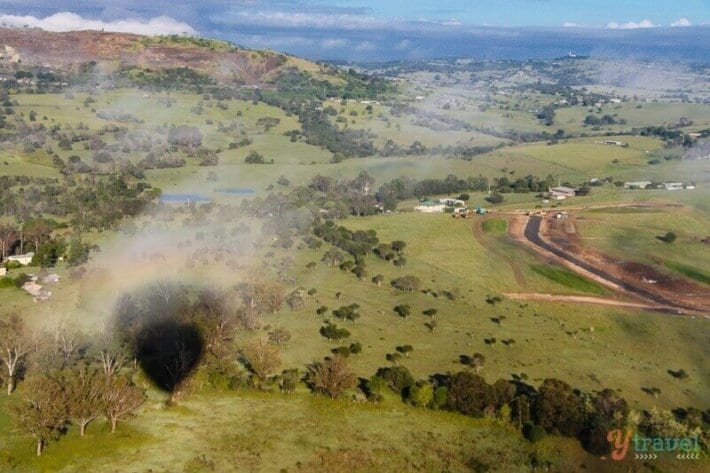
4;388;705;473
530;264;608;295
664;261;710;286
481;218;508;233
4;85;710;472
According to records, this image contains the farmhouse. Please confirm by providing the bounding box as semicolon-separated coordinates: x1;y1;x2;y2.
662;182;684;191
7;252;34;266
415;200;446;213
438;198;466;207
548;186;576;200
624;181;652;189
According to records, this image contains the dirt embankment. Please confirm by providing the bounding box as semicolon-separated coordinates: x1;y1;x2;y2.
507;213;710;315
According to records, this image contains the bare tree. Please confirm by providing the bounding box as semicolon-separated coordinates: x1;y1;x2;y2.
0;223;18;260
470;352;486;374
9;374;68;456
307;356;356;399
102;375;145;433
242;337;281;385
0;313;29;394
92;330;130;377
194;289;238;358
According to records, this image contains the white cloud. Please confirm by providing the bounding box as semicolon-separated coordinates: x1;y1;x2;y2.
562;22;579;28
670;18;691;27
218;10;384;30
322;38;348;49
395;39;411;50
606;19;656;30
354;41;376;52
0;12;196;35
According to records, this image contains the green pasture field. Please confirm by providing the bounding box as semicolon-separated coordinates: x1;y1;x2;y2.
481;217;508;233
6;387;696;473
555;102;710;133
529;264;608;295
574;202;710;279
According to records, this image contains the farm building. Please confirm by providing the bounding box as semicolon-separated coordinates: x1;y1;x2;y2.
624;181;652;189
662;182;684;191
438;198;466;207
7;252;34;266
415;200;446;213
548;186;576;200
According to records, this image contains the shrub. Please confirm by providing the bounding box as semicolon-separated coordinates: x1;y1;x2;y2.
408;381;434;408
0;277;15;288
523;423;547;443
390;275;421;292
376;366;414;395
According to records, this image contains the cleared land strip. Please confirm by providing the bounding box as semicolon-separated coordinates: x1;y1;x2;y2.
505;293;681;312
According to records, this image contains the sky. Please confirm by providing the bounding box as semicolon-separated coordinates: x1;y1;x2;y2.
0;1;708;60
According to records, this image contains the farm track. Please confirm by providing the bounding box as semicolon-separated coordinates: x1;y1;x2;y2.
509;214;708;316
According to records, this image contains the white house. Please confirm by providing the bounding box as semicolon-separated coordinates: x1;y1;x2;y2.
549;186;576;199
438;198;466;207
663;182;684;191
624;181;652;189
7;252;34;266
415;200;446;213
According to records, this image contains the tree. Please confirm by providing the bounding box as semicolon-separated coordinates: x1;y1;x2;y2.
408;381;434;408
10;374;68;456
244;150;266;164
238;276;285;317
393;304;411;319
0;313;29;394
23;219;52;254
396;344;413;357
0;223;18;260
321;248;346;268
102;375;145;433
242;337;281;383
469;352;485;373
319;322;350;342
192;289;238;359
333;304;360;324
376;366;414;395
661;231;677;243
390;275;421;292
485;192;504;205
268;328;292;345
167;125;202;149
91;330;130;377
307;356;356;399
391;240;407;253
446;371;496;417
534;378;586;437
422;308;438;318
63;367;105;436
372;274;385;287
66;238;91;266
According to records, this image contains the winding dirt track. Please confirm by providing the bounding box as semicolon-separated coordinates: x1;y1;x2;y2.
505;293;681;311
506;214;708;316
